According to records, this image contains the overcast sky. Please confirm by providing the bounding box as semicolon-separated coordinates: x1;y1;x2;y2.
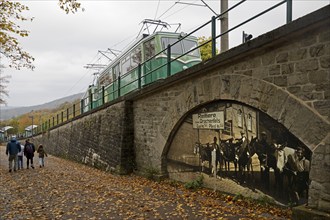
1;0;328;107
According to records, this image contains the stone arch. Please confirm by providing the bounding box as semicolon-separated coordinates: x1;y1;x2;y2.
160;74;329;171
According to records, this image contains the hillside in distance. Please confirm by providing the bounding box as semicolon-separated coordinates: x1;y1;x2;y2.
0;93;84;121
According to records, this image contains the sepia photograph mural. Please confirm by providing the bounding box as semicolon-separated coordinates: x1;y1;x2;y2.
167;101;311;206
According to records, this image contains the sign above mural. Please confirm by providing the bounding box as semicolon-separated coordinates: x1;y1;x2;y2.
192;111;224;129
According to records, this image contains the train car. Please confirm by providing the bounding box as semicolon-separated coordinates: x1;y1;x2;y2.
82;31;202;113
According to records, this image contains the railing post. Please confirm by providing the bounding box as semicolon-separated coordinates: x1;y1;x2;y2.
138;64;141;89
167;44;171;77
52;117;55;127
67;108;69;121
118;76;121;98
80;99;84;114
48;119;50;130
56;114;59;125
89;92;93;110
102;86;105;105
286;0;292;23
73;104;76;118
211;16;216;57
61;112;64;123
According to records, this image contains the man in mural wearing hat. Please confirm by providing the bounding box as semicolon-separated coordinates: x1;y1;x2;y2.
6;136;21;172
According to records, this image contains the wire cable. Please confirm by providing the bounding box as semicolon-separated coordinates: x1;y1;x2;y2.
154;0;161;20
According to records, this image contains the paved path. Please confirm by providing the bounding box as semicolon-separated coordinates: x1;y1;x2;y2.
0;145;291;219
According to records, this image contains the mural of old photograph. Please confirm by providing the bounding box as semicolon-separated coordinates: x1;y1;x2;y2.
167;101;311;206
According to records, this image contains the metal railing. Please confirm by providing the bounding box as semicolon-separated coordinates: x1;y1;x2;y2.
24;0;292;137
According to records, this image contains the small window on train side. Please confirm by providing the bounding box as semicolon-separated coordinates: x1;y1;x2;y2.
144;38;155;60
113;63;120;79
162;37;183;55
182;39;199;57
121;55;131;75
131;46;142;68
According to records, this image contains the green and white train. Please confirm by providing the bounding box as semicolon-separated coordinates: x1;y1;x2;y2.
82;31;202;112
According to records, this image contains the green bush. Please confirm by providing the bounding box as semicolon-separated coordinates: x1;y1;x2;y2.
184;175;204;190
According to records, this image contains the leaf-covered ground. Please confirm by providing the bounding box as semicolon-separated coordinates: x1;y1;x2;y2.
0;146;292;219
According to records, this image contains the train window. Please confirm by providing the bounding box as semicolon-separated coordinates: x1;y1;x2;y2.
144;38;155;60
131;46;142;68
182;39;199;57
99;69;112;86
113;63;120;79
162;37;183;55
121;55;131;75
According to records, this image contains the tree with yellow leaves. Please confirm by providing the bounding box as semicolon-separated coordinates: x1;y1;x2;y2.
0;0;82;104
0;0;82;70
198;36;219;61
0;1;34;70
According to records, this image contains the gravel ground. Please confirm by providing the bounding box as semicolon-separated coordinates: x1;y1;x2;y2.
0;145;291;219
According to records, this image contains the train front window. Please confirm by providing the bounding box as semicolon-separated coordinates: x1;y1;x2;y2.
162;37;183;55
182;39;199;57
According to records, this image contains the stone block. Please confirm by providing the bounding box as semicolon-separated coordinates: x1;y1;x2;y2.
313;100;330;118
302;84;316;93
288;73;309;86
319;200;330;213
309;70;329;84
276;52;289;63
268;65;281;76
320;56;330;68
289;48;307;61
281;63;294;75
310;44;326;57
292;205;330;220
287;86;302;94
310;167;330;183
274;76;288;86
261;53;275;66
296;59;319;72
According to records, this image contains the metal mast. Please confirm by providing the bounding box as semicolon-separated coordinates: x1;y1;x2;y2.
220;0;229;52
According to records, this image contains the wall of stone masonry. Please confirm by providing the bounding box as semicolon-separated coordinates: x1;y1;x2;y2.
33;101;134;174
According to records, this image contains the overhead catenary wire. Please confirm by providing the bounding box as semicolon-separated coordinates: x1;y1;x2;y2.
154;0;161;20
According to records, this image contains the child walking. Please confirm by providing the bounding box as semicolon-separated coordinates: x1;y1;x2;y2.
37;144;48;168
17;143;24;170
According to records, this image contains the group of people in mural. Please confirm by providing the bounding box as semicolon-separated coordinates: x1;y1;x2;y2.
6;136;48;172
194;131;310;204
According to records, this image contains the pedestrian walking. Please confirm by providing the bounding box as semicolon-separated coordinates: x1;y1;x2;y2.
37;144;48;168
6;136;21;172
24;139;35;169
17;143;24;170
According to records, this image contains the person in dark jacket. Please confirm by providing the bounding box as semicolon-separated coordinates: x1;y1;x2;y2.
6;136;21;172
24;139;36;169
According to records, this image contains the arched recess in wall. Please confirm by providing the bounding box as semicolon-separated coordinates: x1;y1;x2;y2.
163;100;313;205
